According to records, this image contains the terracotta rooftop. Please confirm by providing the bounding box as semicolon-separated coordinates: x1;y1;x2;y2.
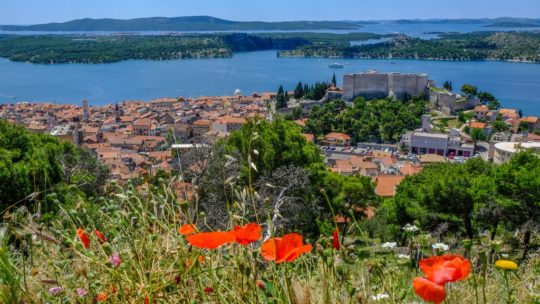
470;121;487;129
324;132;351;141
474;105;489;112
302;133;315;142
521;116;539;124
193;119;213;127
133;118;154;127
374;175;405;197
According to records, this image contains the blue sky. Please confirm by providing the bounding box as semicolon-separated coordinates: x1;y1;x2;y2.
1;0;539;25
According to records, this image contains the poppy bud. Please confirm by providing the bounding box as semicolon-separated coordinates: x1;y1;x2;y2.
256;280;265;290
463;239;472;250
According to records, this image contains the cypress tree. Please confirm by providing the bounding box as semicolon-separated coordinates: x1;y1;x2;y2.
294;82;304;99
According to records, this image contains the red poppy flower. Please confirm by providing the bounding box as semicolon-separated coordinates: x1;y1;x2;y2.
77;228;91;249
186;232;236;249
261;233;312;263
332;228;340;250
96;292;108;302
413;277;446;304
231;223;261;245
419;254;471;285
256;280;265;290
204;287;213;294
95;230;107;244
178;224;197;236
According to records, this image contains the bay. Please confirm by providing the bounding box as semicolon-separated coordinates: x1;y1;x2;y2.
1;51;539;115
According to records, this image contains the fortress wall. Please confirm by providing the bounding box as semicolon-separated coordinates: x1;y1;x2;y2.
389;74;428;99
343;72;429;101
430;90;457;114
416;74;429;96
353;73;389;100
343;74;355;100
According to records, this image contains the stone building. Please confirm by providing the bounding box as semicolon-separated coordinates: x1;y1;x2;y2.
343;71;428;101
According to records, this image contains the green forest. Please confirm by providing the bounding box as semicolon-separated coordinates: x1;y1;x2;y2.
5;31;540;64
0;33;312;64
304;97;426;143
279;32;540;63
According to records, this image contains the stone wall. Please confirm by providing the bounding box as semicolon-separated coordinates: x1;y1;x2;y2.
429;90;457;114
343;72;428;101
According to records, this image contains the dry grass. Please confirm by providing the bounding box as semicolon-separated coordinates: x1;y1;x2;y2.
0;183;538;303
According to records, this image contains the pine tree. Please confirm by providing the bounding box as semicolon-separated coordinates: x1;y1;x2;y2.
443;81;452;91
276;85;287;109
331;73;337;87
294;82;304;99
277;85;284;96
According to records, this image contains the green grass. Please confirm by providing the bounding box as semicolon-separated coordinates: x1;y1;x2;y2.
0;181;538;303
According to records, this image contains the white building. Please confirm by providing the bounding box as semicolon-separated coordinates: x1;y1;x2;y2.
494;142;540;164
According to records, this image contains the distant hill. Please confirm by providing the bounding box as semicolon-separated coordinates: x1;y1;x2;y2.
0;16;362;31
484;22;540;28
390;17;540;25
391;19;488;24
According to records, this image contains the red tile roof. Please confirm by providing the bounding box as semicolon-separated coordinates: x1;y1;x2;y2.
374;175;405;197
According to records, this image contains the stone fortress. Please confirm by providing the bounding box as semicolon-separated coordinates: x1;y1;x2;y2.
342;70;478;114
342;70;429;101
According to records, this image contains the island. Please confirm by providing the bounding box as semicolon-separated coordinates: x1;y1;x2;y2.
278;32;540;63
0;32;391;64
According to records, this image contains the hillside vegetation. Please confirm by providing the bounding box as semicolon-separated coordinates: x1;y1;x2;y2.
0;16;363;31
279;32;540;63
0;120;538;303
0;33;392;64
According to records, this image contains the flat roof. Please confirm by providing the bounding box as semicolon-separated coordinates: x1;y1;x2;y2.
495;142;540;153
412;132;449;139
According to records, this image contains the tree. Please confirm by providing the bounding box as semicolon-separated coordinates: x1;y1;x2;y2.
331;73;337;87
225;117;322;180
495;152;540;259
470;127;486;144
276;85;287;109
487;99;501;110
461;84;478;99
394;158;494;239
478;91;495;103
492;119;509;132
443;81;453;91
0;121;108;213
518;121;530;133
294;82;304;99
287;107;304;120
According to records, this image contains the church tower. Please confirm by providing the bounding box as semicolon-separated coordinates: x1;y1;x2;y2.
82;99;90;122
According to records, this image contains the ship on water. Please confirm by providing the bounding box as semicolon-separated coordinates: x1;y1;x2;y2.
328;62;344;69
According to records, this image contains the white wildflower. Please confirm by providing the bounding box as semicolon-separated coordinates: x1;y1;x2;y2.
371;293;390;301
402;223;419;232
432;243;450;251
381;242;397;249
397;254;411;260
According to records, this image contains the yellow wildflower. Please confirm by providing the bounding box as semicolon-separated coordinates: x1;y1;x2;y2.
495;259;518;271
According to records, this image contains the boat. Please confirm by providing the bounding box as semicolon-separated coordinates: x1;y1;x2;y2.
328;63;344;69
